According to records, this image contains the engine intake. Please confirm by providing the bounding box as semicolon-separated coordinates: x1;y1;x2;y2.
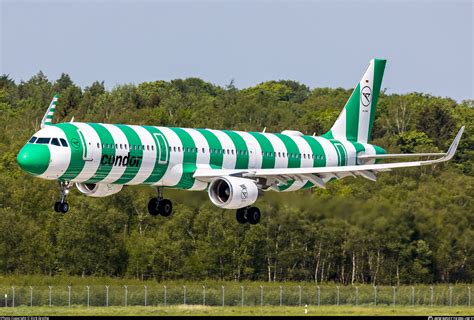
208;176;259;209
76;183;123;197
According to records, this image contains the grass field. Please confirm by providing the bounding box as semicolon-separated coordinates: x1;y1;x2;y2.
0;305;472;316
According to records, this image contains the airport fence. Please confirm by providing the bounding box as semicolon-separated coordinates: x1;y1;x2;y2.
0;284;471;307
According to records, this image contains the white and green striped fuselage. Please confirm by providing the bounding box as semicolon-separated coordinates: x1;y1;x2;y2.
26;123;385;192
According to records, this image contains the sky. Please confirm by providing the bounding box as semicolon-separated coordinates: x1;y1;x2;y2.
1;0;473;101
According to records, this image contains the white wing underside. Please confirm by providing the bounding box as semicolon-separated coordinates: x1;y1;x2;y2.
194;127;464;188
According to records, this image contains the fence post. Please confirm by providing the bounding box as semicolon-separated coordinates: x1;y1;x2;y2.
68;286;71;308
30;286;33;307
449;286;452;307
356;286;359;306
411;286;415;306
11;287;14;308
48;286;52;307
392;286;396;306
202;286;206;306
144;285;147;307
164;286;167;306
430;286;433;306
86;286;90;308
279;286;282;307
260;286;263;307
105;286;109;307
468;287;471;307
336;286;340;306
317;286;320;306
124;285;128;307
241;286;244;307
298;285;302;306
4;294;6;307
221;286;225;307
183;285;186;305
374;285;377;306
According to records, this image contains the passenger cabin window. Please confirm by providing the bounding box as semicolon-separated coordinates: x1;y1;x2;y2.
51;138;61;146
36;137;51;144
29;136;37;143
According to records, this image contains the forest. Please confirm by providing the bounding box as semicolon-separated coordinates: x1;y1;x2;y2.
0;72;472;286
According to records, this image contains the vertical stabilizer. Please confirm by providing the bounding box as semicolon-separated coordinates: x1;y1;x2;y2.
324;59;386;143
41;94;59;128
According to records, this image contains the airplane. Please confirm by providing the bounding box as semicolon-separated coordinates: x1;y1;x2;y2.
16;59;464;224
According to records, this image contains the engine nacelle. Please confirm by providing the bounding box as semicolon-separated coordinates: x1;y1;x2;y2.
76;183;123;197
208;176;259;209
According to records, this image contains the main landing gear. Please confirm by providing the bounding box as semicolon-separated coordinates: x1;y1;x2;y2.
54;181;72;213
148;187;173;217
236;206;261;225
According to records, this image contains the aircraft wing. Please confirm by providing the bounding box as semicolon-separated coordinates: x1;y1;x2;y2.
194;127;464;187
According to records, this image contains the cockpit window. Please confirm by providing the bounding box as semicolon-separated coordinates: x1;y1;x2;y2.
51;138;61;146
29;136;37;143
36;137;51;144
60;138;68;147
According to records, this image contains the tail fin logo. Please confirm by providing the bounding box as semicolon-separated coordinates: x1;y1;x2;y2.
361;86;372;107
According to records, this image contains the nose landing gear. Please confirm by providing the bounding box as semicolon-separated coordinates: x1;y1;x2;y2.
54;181;73;213
148;187;173;217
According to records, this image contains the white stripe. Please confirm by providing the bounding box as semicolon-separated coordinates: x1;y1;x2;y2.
207;129;236;169
154;127;183;187
70;123;102;183
331;108;347;139
126;125;157;185
99;124;129;183
38;126;71;180
182;128;209;191
280;136;314;192
263;133;288;168
357;60;375;143
235;131;263;169
312;136;339;166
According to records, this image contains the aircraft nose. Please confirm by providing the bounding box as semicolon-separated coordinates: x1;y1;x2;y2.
17;144;51;176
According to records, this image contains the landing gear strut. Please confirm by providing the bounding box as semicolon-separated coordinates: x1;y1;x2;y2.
148;187;173;217
54;181;72;213
236;206;261;225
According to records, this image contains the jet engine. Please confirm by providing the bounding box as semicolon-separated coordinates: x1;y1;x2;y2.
76;183;123;197
208;176;259;209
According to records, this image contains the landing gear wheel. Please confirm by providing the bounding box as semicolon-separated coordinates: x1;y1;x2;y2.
158;199;173;217
60;202;69;213
54;201;61;213
147;198;160;216
236;208;248;224
246;207;261;225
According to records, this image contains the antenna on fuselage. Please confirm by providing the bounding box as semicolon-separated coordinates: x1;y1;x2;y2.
262;127;266;133
70;116;75;123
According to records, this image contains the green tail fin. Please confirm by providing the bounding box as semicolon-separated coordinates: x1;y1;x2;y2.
324;59;386;143
41;94;59;128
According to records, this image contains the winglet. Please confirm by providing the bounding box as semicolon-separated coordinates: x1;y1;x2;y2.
40;94;59;128
443;126;464;161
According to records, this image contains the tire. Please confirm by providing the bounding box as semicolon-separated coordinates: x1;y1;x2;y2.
158;199;173;217
236;208;248;224
246;207;261;225
147;198;160;216
60;202;69;213
54;201;61;213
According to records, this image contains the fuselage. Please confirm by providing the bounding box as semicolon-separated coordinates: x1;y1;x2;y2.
17;122;385;192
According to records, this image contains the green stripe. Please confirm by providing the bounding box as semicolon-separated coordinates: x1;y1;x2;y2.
170;127;196;189
249;132;275;169
143;126;170;184
275;134;301;191
84;123;115;183
56;123;86;180
368;59;386;142
196;129;223;168
301;136;327;168
346;83;360;141
112;125;143;184
222;130;248;169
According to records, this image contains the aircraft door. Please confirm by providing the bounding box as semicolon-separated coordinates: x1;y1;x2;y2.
78;129;94;161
